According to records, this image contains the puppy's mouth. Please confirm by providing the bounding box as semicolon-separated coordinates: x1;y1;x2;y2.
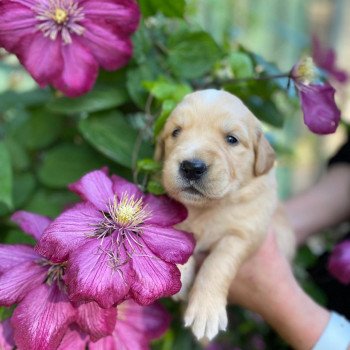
181;185;205;197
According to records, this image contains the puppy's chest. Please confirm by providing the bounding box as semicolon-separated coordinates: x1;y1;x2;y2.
176;208;230;252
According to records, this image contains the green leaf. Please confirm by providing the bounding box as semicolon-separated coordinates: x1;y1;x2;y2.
154;100;177;137
137;158;162;173
301;279;327;306
38;143;105;189
3;137;29;171
47;88;128;114
14;109;63;150
0;306;13;322
79;111;153;168
25;189;78;217
13;173;36;208
139;0;186;18
147;179;165;195
167;31;221;79
132;21;154;65
230;52;254;79
0;89;51;112
295;245;318;268
3;229;36;245
246;96;284;128
0;142;13;209
127;66;155;108
143;77;192;102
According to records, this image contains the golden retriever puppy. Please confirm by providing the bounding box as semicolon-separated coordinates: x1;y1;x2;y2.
155;89;295;341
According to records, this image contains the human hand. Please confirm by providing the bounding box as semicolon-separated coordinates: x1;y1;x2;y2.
228;230;330;350
228;230;294;314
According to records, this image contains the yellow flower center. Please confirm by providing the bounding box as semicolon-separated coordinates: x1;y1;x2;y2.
295;57;316;84
109;194;149;228
54;8;68;24
116;204;139;226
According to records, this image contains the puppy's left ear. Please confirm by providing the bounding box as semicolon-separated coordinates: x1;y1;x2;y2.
254;129;276;176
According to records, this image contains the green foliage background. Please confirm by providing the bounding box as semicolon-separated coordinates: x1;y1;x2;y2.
0;1;327;349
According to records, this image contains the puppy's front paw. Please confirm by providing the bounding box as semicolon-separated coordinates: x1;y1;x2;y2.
184;294;228;340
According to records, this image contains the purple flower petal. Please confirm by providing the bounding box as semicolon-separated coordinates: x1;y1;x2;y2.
66;238;131;308
0;0;139;97
69;170;114;212
0;319;15;350
36;202;103;263
9;0;37;6
76;302;117;341
328;240;350;284
90;301;169;350
298;83;341;135
12;284;77;350
120;300;170;340
57;325;88;350
52;38;98;97
82;0;140;35
0;244;40;273
81;19;133;71
111;174;144;200
130;244;182;305
0;261;46;306
312;35;348;83
11;211;51;241
0;1;36;52
89;336;117;350
144;194;188;226
17;32;63;87
142;225;195;264
90;324;148;350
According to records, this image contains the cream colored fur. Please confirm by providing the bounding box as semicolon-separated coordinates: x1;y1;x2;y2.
156;89;295;340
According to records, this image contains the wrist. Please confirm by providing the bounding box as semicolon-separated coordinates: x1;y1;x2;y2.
261;277;329;350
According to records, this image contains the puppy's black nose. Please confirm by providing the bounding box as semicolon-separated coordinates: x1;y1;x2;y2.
180;159;207;181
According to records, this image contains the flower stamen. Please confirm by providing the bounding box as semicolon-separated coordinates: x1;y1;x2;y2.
54;8;68;24
38;259;67;290
35;0;85;44
293;57;316;85
88;193;152;270
109;193;150;229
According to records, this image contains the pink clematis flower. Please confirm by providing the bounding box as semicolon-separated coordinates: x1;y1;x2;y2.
312;35;348;83
0;0;140;97
36;170;195;308
35;300;170;350
290;57;341;135
328;240;350;285
0;211;117;350
89;300;170;350
0;319;15;350
57;325;88;350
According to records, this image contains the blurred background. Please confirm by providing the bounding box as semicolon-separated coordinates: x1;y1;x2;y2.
1;0;348;195
192;0;349;195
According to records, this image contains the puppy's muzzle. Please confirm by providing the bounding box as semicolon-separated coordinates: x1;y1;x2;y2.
180;159;208;181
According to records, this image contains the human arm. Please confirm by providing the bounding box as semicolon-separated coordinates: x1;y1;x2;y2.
285;164;350;245
229;231;336;350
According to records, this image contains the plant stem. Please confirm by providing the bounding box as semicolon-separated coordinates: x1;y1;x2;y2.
196;72;291;89
132;94;155;185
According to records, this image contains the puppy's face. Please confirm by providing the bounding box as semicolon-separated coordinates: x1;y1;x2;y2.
156;90;275;207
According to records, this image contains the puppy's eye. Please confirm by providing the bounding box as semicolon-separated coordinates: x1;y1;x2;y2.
172;128;181;138
226;135;239;145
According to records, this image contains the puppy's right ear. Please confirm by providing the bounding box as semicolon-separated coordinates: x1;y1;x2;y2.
254;129;275;176
154;131;165;162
